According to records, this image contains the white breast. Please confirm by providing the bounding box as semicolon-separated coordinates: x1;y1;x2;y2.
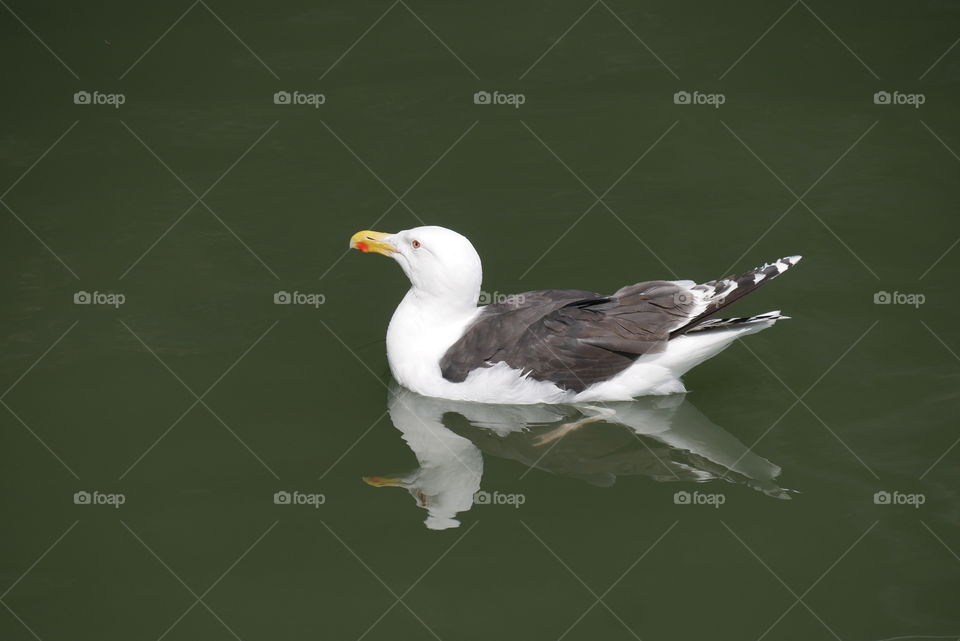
386;290;478;397
385;291;570;404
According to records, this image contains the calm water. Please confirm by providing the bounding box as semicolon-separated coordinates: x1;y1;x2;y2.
2;1;959;639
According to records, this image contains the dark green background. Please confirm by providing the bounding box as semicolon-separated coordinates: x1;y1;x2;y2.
2;1;959;639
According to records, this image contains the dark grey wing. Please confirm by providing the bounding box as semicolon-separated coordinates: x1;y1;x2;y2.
439;255;802;393
439;289;601;384
440;282;698;392
503;281;699;391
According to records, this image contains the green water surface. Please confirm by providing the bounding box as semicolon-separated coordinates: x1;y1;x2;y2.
2;1;959;639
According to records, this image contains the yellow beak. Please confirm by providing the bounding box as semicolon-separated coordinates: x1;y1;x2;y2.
350;230;395;257
362;475;408;488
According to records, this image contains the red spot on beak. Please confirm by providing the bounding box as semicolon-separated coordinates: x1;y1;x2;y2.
356;241;369;252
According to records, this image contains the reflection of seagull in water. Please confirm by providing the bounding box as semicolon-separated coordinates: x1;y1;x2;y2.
365;386;790;530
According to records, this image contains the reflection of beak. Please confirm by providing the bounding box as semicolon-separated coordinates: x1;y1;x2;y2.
363;475;407;487
350;230;395;256
363;476;429;507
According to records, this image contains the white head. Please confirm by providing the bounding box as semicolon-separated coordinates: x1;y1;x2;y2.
350;225;483;309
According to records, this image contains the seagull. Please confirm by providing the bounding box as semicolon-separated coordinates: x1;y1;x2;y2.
350;226;800;404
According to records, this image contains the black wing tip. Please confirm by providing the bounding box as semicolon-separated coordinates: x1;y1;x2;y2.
731;255;802;287
753;254;802;273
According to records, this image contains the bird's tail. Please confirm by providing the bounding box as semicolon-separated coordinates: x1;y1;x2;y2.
671;256;801;336
686;310;788;333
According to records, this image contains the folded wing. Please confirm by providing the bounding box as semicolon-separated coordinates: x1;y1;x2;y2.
439;256;801;393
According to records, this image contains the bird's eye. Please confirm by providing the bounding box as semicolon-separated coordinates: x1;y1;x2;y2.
411;239;421;249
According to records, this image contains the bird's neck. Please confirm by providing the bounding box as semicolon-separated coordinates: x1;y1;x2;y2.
386;288;479;395
405;286;479;318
